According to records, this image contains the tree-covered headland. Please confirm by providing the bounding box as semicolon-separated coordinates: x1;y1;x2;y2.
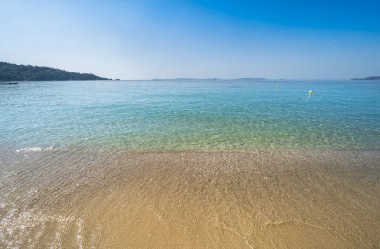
0;61;109;81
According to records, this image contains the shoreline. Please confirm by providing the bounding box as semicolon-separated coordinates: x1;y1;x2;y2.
1;149;379;248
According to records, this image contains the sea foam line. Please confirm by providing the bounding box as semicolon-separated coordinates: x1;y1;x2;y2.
15;146;54;153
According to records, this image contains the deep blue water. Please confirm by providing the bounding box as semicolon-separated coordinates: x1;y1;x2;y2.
0;80;379;151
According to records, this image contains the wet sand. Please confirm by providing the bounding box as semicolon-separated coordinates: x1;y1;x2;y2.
0;149;379;248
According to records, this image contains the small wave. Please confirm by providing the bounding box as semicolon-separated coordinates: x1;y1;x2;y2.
15;146;54;153
0;207;77;249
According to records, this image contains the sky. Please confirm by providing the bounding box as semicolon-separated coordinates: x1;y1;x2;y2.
0;0;379;80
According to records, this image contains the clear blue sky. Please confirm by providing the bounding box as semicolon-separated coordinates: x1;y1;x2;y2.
0;0;379;79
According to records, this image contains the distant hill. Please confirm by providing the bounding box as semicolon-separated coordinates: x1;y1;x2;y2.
0;61;109;81
235;78;268;81
352;76;380;80
152;77;268;81
152;78;222;81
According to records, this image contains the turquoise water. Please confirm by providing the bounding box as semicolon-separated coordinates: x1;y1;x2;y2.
0;80;379;151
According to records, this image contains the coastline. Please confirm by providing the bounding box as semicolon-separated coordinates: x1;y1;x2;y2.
1;149;379;248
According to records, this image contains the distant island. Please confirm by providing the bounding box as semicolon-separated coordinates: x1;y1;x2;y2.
352;76;380;80
0;61;109;81
152;78;268;81
152;78;222;81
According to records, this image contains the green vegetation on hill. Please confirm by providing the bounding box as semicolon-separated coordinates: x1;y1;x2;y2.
0;61;108;81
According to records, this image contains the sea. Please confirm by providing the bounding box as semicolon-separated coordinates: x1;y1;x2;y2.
0;79;379;151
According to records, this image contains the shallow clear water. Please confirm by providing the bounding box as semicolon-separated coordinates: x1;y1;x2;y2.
0;79;379;151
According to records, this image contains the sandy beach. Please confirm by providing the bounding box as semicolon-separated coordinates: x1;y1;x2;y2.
1;149;379;248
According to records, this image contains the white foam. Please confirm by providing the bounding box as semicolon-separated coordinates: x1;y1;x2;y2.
0;207;73;248
15;146;53;153
76;218;84;249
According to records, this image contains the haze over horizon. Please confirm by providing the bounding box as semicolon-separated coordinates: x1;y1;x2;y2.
1;0;379;80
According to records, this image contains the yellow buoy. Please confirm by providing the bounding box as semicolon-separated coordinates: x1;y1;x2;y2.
308;90;313;95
